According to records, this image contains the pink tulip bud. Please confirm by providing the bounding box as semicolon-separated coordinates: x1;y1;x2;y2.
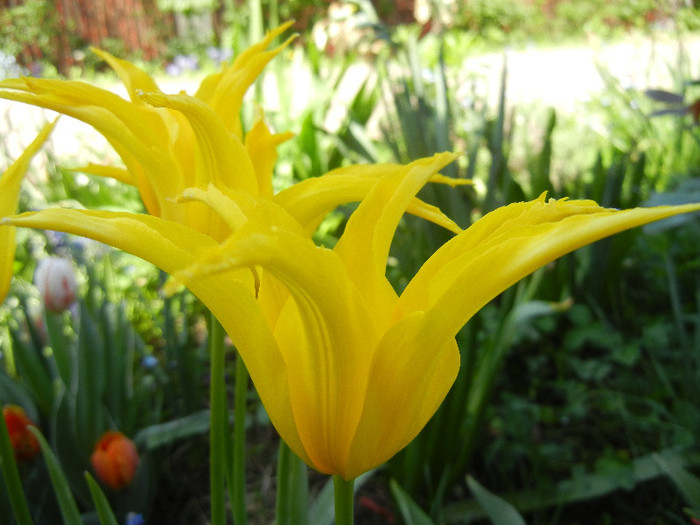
33;257;78;312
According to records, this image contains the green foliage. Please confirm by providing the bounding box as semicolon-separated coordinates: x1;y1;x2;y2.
458;0;537;42
466;476;526;525
157;0;218;12
0;409;33;525
29;428;83;524
390;479;437;525
0;236;210;521
450;0;700;46
0;0;64;65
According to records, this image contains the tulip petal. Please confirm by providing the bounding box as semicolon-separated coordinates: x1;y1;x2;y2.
333;153;459;313
174;185;253;233
4;208;215;270
197;22;295;137
245;116;294;198
274;159;465;235
0;121;56;303
345;313;460;479
139;91;258;195
401;195;700;337
70;164;134;186
91;48;161;103
0;85;175;216
0;77;169;148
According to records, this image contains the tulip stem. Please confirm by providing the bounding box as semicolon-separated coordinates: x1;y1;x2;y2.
232;350;248;525
0;410;33;525
209;313;227;525
333;475;355;525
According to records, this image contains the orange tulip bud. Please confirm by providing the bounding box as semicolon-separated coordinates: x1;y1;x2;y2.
2;405;39;462
90;431;139;490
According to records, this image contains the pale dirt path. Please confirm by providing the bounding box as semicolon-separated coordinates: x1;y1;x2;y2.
465;32;699;111
1;31;699;173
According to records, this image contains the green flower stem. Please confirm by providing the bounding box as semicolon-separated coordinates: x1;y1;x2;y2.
275;440;309;525
333;475;355;525
232;350;248;525
209;313;227;525
0;411;33;525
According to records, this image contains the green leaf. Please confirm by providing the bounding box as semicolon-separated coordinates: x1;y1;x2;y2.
29;426;82;524
133;410;211;450
390;478;435;525
444;448;700;521
85;472;119;525
9;318;54;415
76;302;106;450
467;476;526;525
44;311;75;390
0;407;34;525
643;179;700;234
654;452;700;508
275;440;309;525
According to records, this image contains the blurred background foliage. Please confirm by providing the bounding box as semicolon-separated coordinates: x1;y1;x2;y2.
1;0;700;76
2;0;700;523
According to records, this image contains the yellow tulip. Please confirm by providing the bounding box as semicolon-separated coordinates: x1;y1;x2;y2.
0;23;460;262
5;153;700;479
159;157;700;480
0;24;298;242
0;28;468;476
2;26;700;482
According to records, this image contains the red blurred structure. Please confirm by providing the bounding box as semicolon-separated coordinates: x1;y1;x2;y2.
1;0;168;73
55;0;162;56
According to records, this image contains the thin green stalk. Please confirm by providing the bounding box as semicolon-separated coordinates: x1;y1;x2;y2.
333;475;355;525
209;313;227;525
275;440;309;525
232;351;248;525
248;0;264;102
29;427;81;524
665;252;688;349
85;473;119;525
0;410;33;525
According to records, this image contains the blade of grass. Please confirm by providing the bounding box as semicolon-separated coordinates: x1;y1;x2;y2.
444;448;700;522
208;313;227;525
390;478;436;525
467;476;526;525
654;453;700;508
85;472;119;525
28;426;82;524
484;55;508;213
231;350;248;525
76;302;105;451
0;408;33;525
44;311;74;389
275;441;309;525
10;319;53;415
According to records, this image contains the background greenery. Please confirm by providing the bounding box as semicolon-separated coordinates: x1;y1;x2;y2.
2;1;700;523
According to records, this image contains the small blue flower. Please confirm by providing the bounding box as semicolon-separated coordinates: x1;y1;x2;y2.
206;47;233;64
0;51;26;80
125;512;144;525
141;355;159;370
